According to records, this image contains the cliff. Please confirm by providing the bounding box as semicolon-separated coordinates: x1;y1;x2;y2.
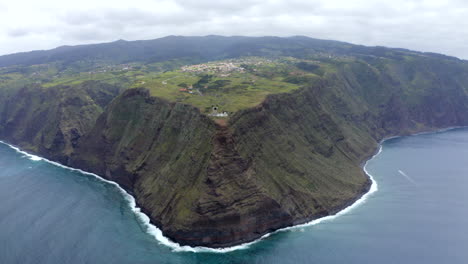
1;53;468;248
0;81;121;162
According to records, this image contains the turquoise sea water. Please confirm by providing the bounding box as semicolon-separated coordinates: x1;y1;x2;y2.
1;128;468;263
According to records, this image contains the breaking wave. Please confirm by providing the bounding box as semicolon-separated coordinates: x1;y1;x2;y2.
0;140;381;253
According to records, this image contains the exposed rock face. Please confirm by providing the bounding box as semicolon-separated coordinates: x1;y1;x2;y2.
0;81;120;163
1;57;468;247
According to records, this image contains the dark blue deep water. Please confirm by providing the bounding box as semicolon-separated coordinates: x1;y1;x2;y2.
1;128;468;264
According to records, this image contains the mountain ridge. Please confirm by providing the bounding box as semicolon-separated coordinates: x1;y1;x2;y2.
0;35;462;69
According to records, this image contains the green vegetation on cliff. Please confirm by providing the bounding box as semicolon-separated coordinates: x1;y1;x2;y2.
0;81;121;162
0;56;321;115
0;36;467;247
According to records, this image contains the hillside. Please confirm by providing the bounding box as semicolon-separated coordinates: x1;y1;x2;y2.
0;36;467;247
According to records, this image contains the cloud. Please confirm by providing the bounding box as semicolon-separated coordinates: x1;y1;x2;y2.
174;0;262;11
0;0;467;59
7;28;30;38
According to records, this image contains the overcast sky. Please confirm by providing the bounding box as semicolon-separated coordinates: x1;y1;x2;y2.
1;0;467;59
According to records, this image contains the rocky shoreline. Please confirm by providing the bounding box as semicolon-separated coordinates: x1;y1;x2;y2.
0;137;375;250
2;51;468;247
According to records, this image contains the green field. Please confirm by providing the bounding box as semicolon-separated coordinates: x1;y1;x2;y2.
0;57;330;117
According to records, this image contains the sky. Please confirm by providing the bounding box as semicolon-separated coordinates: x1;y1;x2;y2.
0;0;467;59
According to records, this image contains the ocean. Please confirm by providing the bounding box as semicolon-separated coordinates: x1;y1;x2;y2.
1;128;468;263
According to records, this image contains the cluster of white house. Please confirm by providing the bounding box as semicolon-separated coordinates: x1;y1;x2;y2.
181;62;245;73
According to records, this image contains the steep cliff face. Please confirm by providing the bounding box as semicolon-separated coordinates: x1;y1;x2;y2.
68;88;295;247
0;81;120;162
1;55;468;248
68;57;468;247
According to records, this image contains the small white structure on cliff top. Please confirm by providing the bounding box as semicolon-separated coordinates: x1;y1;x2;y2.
208;106;228;117
210;112;229;117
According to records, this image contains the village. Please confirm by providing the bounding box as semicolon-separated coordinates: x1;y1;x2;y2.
181;62;245;74
180;57;272;75
87;64;135;74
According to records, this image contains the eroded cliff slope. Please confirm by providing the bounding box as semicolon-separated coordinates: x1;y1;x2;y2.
0;81;121;162
1;54;468;248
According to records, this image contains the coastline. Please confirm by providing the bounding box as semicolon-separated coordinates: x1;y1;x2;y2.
1;126;464;253
0;139;384;253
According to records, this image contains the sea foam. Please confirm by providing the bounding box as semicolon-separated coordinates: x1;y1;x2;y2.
0;140;381;253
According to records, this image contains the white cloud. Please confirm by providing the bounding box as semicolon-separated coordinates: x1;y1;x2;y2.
0;0;467;59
